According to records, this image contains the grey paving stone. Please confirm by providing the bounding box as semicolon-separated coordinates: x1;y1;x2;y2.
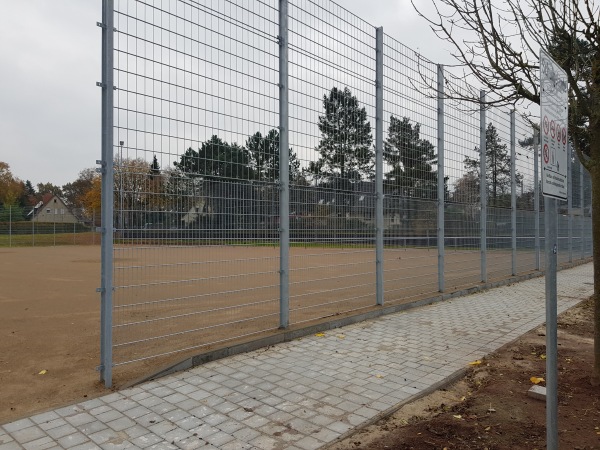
96;409;124;423
88;427;120;445
204;430;235;447
242;414;270;429
101;393;126;404
45;423;78;440
232;426;261;442
22;436;56;450
171;436;205;450
9;424;47;444
148;402;176;415
162;426;192;444
0;442;24;450
220;439;255;449
0;434;12;446
248;434;280;450
147;420;177;436
174;415;203;432
130;433;163;448
203;413;228;427
36;418;68;432
68;442;102;450
90;405;113;416
78;399;105;411
188;423;219;440
122;405;151;420
29;411;60;425
146;441;178;449
2;418;34;433
107;416;137;432
187;389;212;402
57;432;89;448
77;420;108;435
109;399;139;413
66;412;96;427
295;435;324;450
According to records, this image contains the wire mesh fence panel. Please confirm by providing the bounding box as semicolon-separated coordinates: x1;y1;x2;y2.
571;156;584;258
381;35;439;304
484;106;513;281
514;114;537;272
98;0;594;385
0;205;99;247
583;167;593;257
441;77;482;289
111;0;282;370
287;0;378;323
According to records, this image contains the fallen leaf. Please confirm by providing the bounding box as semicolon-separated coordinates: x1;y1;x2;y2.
375;374;384;378
461;396;466;401
337;334;345;339
315;332;325;337
540;354;547;360
468;360;482;366
38;370;47;375
453;415;462;419
485;426;491;431
530;376;545;384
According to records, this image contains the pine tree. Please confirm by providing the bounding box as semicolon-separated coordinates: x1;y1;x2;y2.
309;87;373;184
384;116;438;199
464;122;521;207
246;129;300;182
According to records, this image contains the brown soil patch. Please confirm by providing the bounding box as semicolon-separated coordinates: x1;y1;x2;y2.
328;296;599;450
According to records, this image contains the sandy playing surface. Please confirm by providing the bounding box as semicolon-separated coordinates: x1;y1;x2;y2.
0;243;532;423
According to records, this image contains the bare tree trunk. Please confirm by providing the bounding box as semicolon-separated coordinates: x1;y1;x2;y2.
591;163;600;385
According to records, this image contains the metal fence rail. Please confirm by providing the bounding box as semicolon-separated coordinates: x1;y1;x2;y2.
98;0;594;386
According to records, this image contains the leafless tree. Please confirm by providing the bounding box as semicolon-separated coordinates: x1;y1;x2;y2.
412;0;600;383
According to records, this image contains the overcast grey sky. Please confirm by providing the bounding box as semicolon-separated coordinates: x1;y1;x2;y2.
0;0;452;188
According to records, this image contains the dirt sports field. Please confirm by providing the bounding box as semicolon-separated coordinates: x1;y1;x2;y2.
0;244;531;424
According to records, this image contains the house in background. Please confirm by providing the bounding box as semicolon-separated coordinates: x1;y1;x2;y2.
28;195;80;223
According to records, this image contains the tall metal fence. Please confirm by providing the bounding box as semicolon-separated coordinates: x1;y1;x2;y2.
0;205;99;247
98;0;593;386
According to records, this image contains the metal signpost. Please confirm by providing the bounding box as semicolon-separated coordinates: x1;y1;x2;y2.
540;48;568;450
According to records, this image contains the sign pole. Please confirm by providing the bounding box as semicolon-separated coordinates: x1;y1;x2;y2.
545;197;558;449
540;48;568;450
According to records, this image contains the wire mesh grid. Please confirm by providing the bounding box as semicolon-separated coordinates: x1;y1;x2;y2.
441;77;482;289
484;106;514;281
514;114;537;273
102;0;594;380
111;0;282;368
381;35;439;304
287;0;378;323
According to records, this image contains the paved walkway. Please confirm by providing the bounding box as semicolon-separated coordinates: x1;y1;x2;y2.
0;263;594;450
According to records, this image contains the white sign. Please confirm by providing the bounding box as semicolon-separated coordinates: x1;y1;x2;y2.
540;48;568;200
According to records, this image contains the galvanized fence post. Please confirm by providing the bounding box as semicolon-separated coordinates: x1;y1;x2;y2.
534;130;540;270
480;91;487;283
8;206;11;248
99;0;115;387
375;27;384;306
278;0;290;328
437;65;445;292
567;145;573;262
510;110;516;275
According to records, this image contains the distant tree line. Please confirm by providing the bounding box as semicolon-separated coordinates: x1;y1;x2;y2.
1;85;537;230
